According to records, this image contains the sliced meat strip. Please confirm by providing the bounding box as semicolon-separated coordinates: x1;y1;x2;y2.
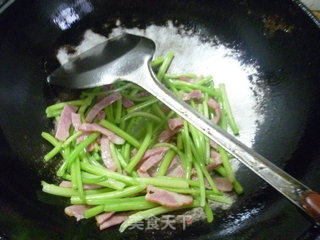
137;169;151;177
141;147;168;161
206;151;223;172
99;213;128;230
71;113;81;131
181;90;203;101
85;92;121;122
139;153;165;173
146;186;193;208
179;76;193;82
158;129;177;143
212;177;233;192
55;104;77;141
79;123;125;145
135;91;150;97
95;212;115;226
64;205;90;221
167;118;183;131
59;181;101;190
122;98;134;108
207;98;221;124
96;111;106;121
166;155;185;178
148;164;160;177
59;181;72;188
166;165;185;178
100;136;117;172
76;132;90;144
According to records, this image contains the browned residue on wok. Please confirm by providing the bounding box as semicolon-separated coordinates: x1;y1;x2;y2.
263;14;295;36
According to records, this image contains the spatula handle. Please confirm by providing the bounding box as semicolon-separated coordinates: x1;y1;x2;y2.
302;191;320;221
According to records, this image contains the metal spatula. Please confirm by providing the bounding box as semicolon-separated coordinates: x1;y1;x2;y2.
48;33;320;222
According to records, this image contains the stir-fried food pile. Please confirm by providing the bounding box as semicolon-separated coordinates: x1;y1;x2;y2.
41;51;243;232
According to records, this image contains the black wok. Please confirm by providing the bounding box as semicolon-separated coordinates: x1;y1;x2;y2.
1;0;320;239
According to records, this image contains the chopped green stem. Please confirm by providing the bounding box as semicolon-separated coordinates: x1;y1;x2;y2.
63;133;100;173
195;75;213;85
151;56;164;67
70;160;77;189
214;165;227;177
219;83;239;135
123;143;131;162
62;131;82;148
129;88;140;97
109;142;122;173
46;110;62;118
114;98;122;123
41;132;59;146
44;143;62;161
177;133;183;150
116;151;128;169
104;105;115;123
84;205;105;219
121;93;153;102
157;51;174;81
104;196;158;212
182;122;192;180
80;162;138;186
151;104;166;119
218;146;235;183
63;173;107;185
45;100;85;114
202;93;211;164
194;162;205;207
74;157;84;199
71;185;146;205
121;111;161;123
78;96;94;120
190;141;220;194
164;79;180;96
127;98;158;113
41;181;78;197
41;181;106;197
188;121;205;164
164;73;197;80
170;80;219;98
204;202;214;223
125;123;152;173
161;187;222;198
137;176;189;189
207;195;232;204
99;119;140;148
233;180;244;195
157;150;176;176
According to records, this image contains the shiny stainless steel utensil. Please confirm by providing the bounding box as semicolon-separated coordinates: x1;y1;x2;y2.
47;33;320;221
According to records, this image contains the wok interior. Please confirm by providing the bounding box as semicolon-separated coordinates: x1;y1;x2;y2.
0;0;320;239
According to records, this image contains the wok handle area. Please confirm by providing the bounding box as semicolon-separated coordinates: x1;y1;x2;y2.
129;62;320;223
302;191;320;222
